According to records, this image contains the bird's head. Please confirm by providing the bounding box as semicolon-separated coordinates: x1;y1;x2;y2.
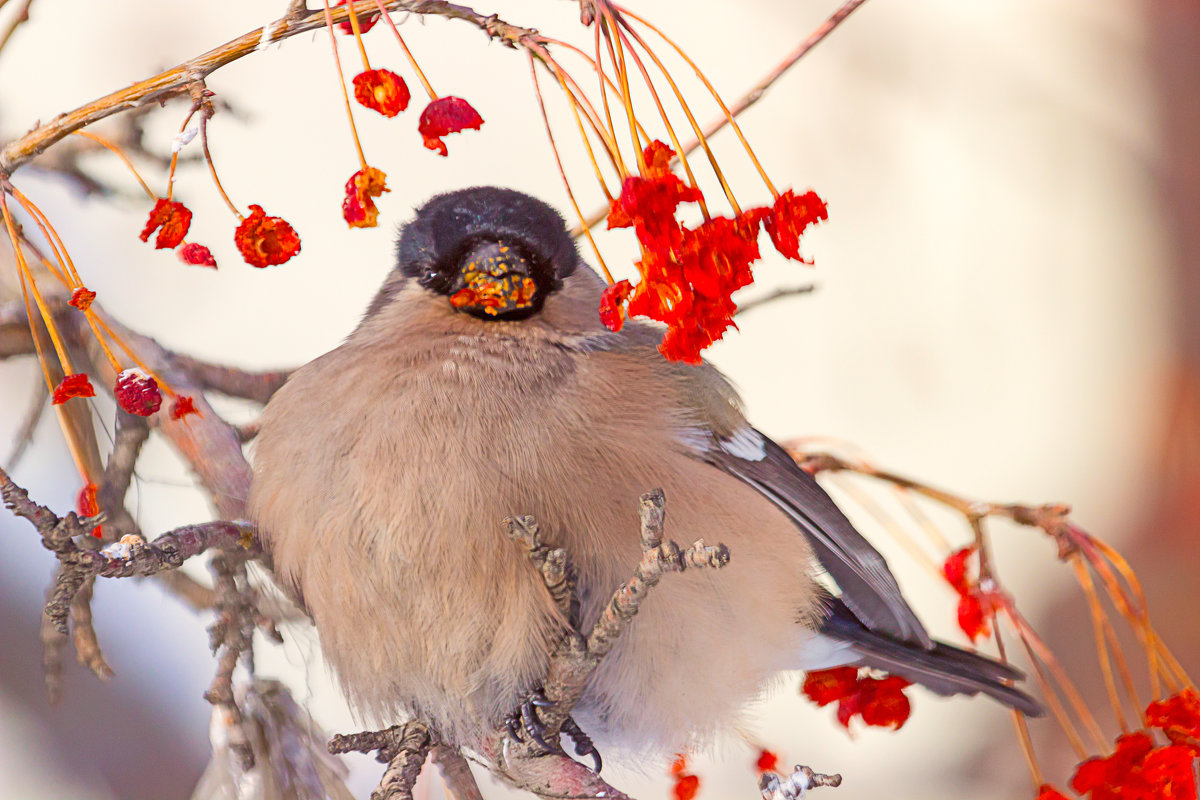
395;186;580;321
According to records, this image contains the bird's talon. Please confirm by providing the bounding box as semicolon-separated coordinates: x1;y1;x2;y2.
520;698;554;753
506;715;524;743
562;716;603;773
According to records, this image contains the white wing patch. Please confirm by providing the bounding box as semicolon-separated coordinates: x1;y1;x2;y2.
675;425;766;462
720;426;766;461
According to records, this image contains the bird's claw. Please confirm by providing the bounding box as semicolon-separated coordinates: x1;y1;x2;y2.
562;716;603;773
506;687;555;754
504;688;603;773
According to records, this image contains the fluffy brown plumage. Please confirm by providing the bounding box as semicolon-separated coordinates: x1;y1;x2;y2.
250;186;1037;762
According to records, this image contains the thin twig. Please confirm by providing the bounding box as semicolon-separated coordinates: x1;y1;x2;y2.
3;372;46;469
735;284;816;317
0;1;543;176
0;0;35;58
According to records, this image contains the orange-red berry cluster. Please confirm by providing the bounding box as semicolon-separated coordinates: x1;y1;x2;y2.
801;666;912;730
601;141;826;363
942;545;994;642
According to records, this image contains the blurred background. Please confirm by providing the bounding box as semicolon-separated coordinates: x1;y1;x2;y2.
0;0;1196;798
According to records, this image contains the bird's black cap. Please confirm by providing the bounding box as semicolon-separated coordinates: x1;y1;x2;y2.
396;187;580;320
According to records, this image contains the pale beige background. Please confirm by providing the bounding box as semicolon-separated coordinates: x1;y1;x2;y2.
0;1;1185;799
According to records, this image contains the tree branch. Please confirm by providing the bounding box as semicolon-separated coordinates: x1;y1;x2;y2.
0;0;543;176
330;721;434;800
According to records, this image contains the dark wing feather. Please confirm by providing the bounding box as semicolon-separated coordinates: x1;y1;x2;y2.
702;431;934;649
820;597;1043;715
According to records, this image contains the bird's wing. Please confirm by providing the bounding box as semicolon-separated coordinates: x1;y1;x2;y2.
684;417;933;649
815;597;1042;714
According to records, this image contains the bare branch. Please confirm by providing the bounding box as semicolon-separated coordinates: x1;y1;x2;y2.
330;721;433;800
760;765;843;800
70;576;113;679
430;745;486;800
3;372;46;469
169;352;292;405
96;410;150;538
0;0;35;58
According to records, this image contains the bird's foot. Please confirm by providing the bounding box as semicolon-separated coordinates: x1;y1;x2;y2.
504;687;603;773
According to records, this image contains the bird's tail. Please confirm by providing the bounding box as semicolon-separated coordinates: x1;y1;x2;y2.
812;597;1044;716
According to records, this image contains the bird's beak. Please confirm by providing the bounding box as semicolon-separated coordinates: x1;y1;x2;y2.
448;240;539;317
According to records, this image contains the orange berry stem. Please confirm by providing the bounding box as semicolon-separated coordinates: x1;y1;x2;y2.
540;38;653;165
994;627;1046;790
89;312;177;397
617;5;779;198
593;22;628;178
1008;606;1109;754
11;251;55;393
23;248;123;376
199;115;243;221
165;104;201;202
616;21;739;216
1072;555;1133;732
10;185;81;286
70;130;157;201
369;0;437;100
322;0;370;171
599;7;645;174
345;0;374;72
529;55;614;284
1;191;75;374
555;69;616;204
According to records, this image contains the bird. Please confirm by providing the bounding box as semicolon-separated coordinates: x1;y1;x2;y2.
248;186;1040;768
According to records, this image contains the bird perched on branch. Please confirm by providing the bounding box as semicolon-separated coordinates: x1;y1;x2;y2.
250;187;1039;767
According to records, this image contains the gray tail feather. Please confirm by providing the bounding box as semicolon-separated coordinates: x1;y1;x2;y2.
818;597;1044;717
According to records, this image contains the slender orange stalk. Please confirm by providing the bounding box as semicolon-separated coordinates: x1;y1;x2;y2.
1;193;74;373
345;0;373;71
892;487;954;552
199;115;242;220
369;0;436;99
1085;538;1164;697
27;251;122;375
165;104;201;201
536;41;638;176
89;312;177;397
530;55;613;284
11;253;54;393
593;21;626;177
616;23;740;216
598;9;644;173
824;473;945;583
1013;625;1092;761
70;130;157;200
618;6;777;197
10;186;81;286
1009;608;1109;754
995;627;1045;790
611;25;713;219
1073;555;1131;732
551;68;615;204
322;0;369;171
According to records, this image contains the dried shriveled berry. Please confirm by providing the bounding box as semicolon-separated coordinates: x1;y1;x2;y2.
418;97;484;156
114;368;163;417
234;205;301;268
